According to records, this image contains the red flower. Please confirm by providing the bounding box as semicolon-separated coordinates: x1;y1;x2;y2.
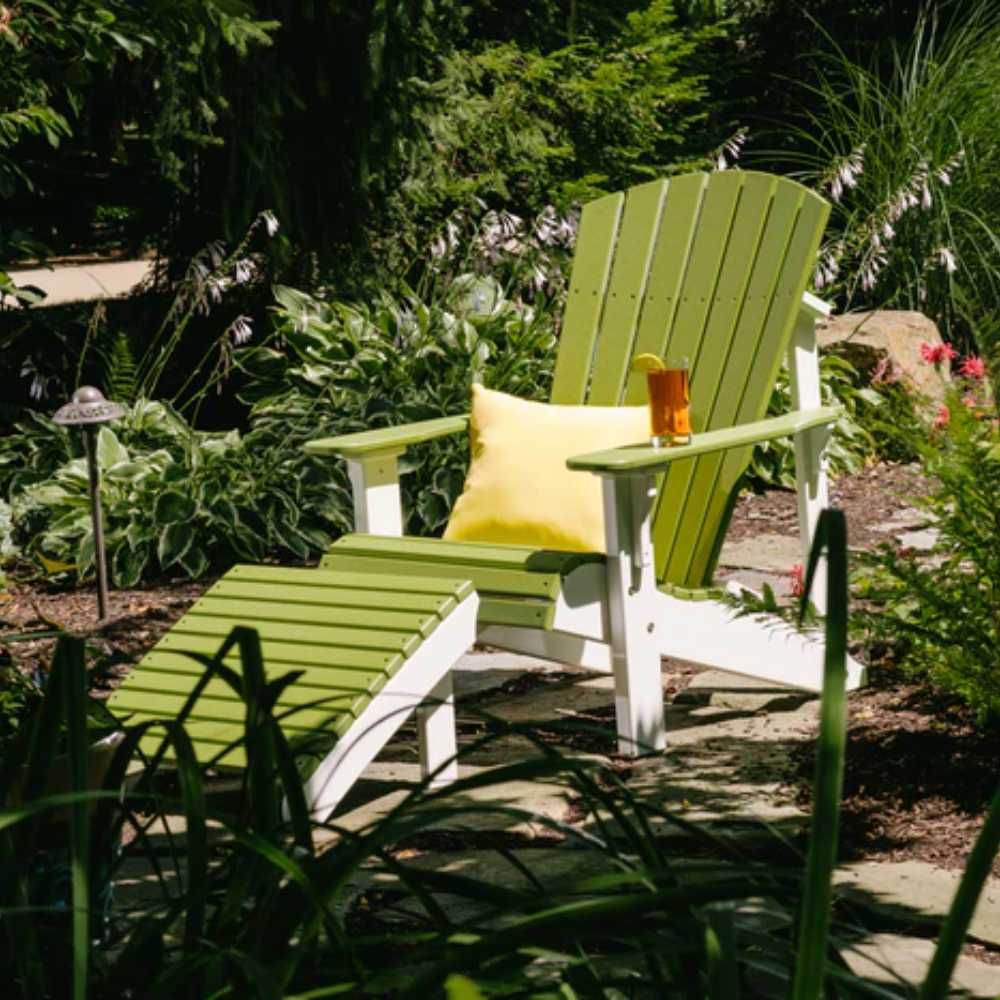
788;563;805;598
919;342;958;365
959;355;986;379
933;403;950;428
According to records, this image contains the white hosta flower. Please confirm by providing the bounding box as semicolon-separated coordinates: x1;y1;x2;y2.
263;211;279;237
716;153;728;171
499;211;522;237
230;315;253;344
431;237;447;259
938;246;958;273
234;258;255;284
724;129;747;161
921;186;932;209
208;276;227;304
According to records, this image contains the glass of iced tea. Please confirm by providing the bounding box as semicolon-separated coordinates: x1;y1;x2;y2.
647;359;690;447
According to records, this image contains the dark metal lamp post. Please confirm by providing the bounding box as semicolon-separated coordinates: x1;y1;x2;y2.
52;387;125;621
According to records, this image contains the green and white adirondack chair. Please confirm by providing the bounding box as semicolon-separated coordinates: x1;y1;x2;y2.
111;170;864;820
305;170;866;768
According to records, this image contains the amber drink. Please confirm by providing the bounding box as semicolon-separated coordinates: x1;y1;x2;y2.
647;366;690;446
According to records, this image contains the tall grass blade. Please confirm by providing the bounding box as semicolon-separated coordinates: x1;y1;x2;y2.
792;508;849;999
919;785;1000;999
58;636;92;1000
705;903;739;999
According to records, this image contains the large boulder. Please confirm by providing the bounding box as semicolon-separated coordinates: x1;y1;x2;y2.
817;310;950;407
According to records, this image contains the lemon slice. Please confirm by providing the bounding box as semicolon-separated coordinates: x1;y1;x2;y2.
631;352;666;373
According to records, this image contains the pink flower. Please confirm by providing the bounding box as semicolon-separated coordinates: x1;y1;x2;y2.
919;342;958;365
962;392;978;409
788;563;805;598
933;403;950;429
959;355;986;379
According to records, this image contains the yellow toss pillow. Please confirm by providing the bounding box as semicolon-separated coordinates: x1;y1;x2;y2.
443;385;649;553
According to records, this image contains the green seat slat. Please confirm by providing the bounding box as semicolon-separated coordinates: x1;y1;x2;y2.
550;191;625;404
114;692;368;733
189;597;440;637
328;534;601;574
168;615;425;656
478;596;555;630
322;554;559;599
208;579;452;615
137;732;248;768
151;632;405;672
124;651;389;695
131;646;396;679
225;564;473;601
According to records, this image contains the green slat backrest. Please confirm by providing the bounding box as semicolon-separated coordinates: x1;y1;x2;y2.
550;171;829;589
550;191;624;403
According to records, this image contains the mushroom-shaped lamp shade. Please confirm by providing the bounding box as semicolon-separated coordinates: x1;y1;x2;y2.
53;386;125;427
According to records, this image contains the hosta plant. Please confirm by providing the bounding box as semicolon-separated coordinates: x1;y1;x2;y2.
7;400;338;587
749;351;881;489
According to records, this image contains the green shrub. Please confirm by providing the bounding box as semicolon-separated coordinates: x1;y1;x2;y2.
374;0;721;280
854;350;1000;718
775;1;1000;348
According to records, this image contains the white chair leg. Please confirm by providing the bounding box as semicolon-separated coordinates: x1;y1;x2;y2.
417;673;458;788
602;475;666;756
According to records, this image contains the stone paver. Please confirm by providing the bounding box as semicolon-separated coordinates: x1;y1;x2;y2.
843;933;1000;998
3;259;154;308
718;532;802;575
896;527;940;551
836;859;1000;949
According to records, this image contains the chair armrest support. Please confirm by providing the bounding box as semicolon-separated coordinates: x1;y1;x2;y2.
304;415;469;460
305;415;469;535
567;406;842;477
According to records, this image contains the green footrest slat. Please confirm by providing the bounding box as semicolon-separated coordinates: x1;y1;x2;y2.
109;565;473;769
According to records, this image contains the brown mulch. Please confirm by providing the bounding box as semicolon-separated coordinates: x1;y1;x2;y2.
803;679;1000;879
728;460;933;549
0;579;210;695
2;462;996;893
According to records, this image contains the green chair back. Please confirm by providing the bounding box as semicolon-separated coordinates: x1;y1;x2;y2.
550;171;830;590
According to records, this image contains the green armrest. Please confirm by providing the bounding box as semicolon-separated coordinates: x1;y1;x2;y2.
304;414;469;459
567;406;842;476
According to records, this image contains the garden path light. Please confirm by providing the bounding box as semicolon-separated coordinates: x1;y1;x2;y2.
52;386;125;621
